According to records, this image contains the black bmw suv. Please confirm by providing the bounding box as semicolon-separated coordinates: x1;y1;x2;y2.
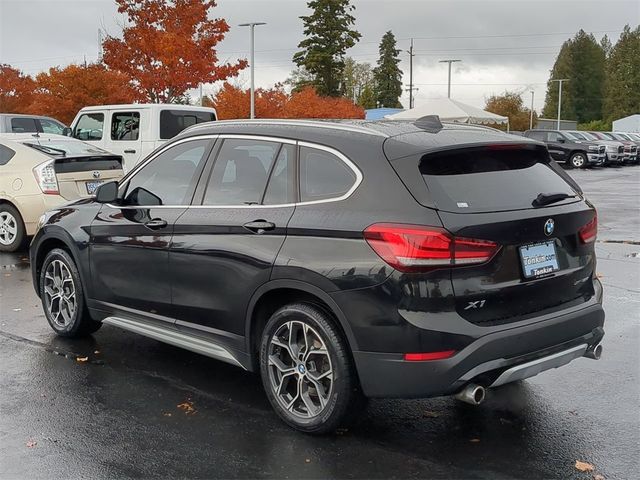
30;118;605;433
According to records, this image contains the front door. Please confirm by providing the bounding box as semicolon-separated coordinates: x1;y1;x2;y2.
89;137;214;323
169;137;296;342
546;132;569;162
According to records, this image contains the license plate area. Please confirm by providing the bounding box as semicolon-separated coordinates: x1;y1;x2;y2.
519;240;560;278
86;180;103;194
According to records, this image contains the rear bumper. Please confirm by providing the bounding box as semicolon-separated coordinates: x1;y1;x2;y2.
353;302;605;398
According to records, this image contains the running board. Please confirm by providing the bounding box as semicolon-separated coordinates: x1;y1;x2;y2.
102;316;246;370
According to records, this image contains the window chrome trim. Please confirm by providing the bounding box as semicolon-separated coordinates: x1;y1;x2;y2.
108;134;362;210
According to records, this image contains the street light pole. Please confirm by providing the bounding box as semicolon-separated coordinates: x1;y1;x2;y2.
439;59;461;98
530;90;535;130
239;22;266;119
550;78;569;130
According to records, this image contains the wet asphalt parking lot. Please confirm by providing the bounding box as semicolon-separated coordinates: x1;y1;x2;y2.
0;166;638;479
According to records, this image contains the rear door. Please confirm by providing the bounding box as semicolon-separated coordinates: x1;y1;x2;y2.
546;131;569;162
418;145;597;326
169;136;296;340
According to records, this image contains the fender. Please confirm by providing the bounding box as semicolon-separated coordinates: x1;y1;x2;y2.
244;278;359;355
30;224;89;297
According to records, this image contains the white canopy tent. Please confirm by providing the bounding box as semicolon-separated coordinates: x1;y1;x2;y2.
385;98;509;130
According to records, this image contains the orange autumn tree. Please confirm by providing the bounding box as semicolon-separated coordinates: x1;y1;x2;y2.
209;83;364;120
103;0;247;103
30;64;139;124
0;64;35;113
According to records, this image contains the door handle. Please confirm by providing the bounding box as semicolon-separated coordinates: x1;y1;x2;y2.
144;218;168;230
243;220;276;234
124;149;136;154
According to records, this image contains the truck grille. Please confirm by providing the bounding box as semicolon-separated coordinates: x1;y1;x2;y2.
618;146;624;154
599;145;606;154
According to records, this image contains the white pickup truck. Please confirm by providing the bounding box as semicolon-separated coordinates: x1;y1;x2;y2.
70;104;216;172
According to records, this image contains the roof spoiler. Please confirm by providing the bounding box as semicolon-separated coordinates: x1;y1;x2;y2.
414;115;443;133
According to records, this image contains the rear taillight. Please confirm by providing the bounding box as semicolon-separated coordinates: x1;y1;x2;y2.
579;214;597;244
363;223;500;272
404;350;456;361
33;160;59;195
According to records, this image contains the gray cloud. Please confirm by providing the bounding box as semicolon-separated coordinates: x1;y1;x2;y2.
1;0;636;111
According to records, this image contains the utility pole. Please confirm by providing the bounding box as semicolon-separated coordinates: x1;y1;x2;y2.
97;28;104;63
439;59;461;98
530;90;535;130
406;39;415;109
550;78;569;130
239;22;267;119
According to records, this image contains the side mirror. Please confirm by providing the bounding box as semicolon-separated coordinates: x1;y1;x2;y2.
95;181;119;203
557;137;565;143
62;127;72;137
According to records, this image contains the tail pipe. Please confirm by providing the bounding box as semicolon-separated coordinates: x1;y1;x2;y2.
454;383;486;405
584;343;603;360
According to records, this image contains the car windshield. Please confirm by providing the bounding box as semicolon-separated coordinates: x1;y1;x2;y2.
23;139;109;157
563;132;580;140
569;131;588;140
599;132;615;140
580;132;598;140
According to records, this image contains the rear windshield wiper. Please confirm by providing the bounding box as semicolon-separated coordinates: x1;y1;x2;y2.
532;192;577;207
24;143;67;157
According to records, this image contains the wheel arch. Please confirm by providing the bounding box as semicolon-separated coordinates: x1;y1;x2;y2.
244;280;359;371
32;229;85;297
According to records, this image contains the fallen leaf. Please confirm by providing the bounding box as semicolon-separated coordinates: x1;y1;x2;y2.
575;460;595;472
12;308;21;312
94;350;100;354
305;458;311;464
593;475;605;480
76;357;89;363
26;441;37;448
163;412;172;417
423;410;439;418
469;438;480;443
568;410;578;416
177;401;196;415
596;273;604;279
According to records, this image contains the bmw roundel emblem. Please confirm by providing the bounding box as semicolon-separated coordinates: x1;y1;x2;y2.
544;219;555;236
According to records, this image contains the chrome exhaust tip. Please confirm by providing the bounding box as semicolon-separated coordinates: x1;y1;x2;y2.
454;383;486;405
584;343;603;360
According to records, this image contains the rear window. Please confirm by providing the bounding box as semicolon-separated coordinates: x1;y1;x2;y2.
0;144;16;165
419;146;578;213
160;110;216;139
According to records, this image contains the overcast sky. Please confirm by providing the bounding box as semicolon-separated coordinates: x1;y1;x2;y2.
0;0;637;112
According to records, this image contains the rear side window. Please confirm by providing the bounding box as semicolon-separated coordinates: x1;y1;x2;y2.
11;117;38;133
526;131;547;141
420;146;577;213
0;144;16;165
111;112;140;141
74;113;104;141
160;110;216;139
299;146;356;202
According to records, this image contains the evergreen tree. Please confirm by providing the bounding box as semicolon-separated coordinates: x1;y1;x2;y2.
542;41;575;120
373;31;403;108
542;30;606;123
292;0;361;97
603;25;640;121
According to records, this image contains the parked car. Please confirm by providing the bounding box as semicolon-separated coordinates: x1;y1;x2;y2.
0;134;123;252
586;131;636;164
0;113;70;135
604;132;639;164
70;104;217;172
30;118;604;434
568;131;625;166
523;129;605;168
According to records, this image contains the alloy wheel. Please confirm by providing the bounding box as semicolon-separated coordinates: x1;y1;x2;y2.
0;211;17;246
572;154;585;168
43;259;77;328
267;320;334;419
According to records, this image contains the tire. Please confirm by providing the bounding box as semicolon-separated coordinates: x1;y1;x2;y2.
259;303;363;434
569;152;586;169
39;248;102;337
0;204;26;252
